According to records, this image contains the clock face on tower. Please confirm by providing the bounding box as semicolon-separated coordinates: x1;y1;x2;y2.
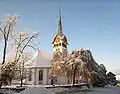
55;37;60;43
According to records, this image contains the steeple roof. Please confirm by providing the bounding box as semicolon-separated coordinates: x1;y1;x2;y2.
57;9;63;37
52;9;68;44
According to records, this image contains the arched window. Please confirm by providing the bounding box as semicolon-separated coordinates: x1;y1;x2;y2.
28;69;32;81
39;70;43;81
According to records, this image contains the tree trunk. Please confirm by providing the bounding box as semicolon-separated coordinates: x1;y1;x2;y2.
2;40;7;64
0;40;7;88
20;63;23;87
20;75;23;87
72;70;76;85
72;65;77;86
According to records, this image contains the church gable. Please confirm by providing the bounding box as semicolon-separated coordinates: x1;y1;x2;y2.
52;35;61;44
52;34;68;45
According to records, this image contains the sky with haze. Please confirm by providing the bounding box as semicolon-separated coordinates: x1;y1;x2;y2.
0;0;120;74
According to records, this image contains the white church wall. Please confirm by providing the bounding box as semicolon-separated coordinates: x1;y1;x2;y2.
35;68;39;84
43;68;52;85
25;67;51;85
48;68;52;85
57;76;68;85
43;68;48;84
35;68;50;85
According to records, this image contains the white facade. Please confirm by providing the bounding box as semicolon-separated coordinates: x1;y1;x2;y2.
26;49;52;85
25;49;69;85
116;74;120;81
57;76;69;85
26;68;51;85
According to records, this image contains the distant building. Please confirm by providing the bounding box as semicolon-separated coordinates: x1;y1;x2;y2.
107;72;116;85
116;74;120;81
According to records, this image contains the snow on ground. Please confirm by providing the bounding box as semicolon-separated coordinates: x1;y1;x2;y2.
1;85;120;94
0;89;18;94
61;86;120;94
87;86;120;94
49;86;89;93
19;87;55;94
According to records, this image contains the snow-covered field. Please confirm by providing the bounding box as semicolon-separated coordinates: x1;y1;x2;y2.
56;86;120;94
0;86;119;94
0;86;55;94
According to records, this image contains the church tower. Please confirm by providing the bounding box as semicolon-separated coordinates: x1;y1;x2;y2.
52;10;68;58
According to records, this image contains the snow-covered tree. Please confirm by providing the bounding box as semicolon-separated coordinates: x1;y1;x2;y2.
11;31;39;87
51;48;108;86
1;32;39;87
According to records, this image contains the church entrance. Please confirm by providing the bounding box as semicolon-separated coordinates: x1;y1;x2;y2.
51;76;57;85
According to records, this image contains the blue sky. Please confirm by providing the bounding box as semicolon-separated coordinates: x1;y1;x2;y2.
0;0;120;73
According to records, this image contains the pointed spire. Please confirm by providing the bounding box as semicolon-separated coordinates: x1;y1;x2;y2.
57;8;63;36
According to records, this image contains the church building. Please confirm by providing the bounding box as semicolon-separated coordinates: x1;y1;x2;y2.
25;10;69;85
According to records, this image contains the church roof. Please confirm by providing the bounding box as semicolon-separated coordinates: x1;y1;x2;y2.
52;10;68;44
107;72;116;77
26;49;52;68
52;34;68;44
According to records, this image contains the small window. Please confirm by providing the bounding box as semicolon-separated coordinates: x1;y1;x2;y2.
59;43;61;46
62;43;67;48
39;70;43;81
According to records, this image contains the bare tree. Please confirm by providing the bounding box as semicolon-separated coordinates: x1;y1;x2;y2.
0;16;18;64
11;31;39;87
19;52;32;87
0;16;18;88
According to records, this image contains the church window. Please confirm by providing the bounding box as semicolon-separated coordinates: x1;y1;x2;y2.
39;70;43;81
59;43;61;46
55;44;56;47
62;43;67;48
28;69;32;81
54;44;58;47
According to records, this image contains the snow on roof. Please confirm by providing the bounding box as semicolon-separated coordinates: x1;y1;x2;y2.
27;49;52;68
